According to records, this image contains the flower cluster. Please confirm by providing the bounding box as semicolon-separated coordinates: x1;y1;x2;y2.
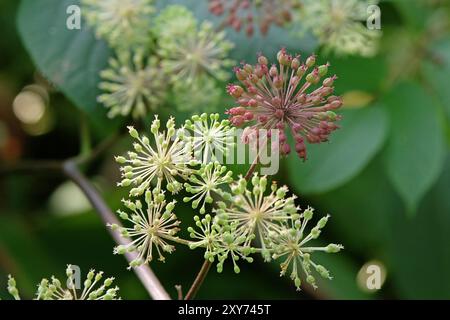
187;172;343;290
226;49;342;160
110;190;180;267
156;5;235;84
153;5;234;112
82;0;154;49
82;3;236;117
295;0;381;57
184;161;234;214
114;113;343;291
115;116;193;196
270;208;344;290
98;50;166;118
5;265;119;300
184;113;236;164
208;0;300;36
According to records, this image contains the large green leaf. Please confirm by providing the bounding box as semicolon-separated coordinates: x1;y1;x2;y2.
287;106;388;194
17;0;121;133
389;155;450;299
384;82;446;214
313;157;402;256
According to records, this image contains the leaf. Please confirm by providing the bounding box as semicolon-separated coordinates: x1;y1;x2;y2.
384;82;446;214
389;155;450;299
331;55;388;94
17;0;121;133
0;215;57;298
423;39;450;118
313;157;402;256
390;0;433;30
287;106;388;194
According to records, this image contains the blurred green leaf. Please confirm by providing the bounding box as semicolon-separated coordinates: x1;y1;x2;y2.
17;0;121;133
384;82;446;214
423;39;450;118
0;215;57;298
389;155;450;299
314;157;402;256
390;0;432;30
287;106;388;194
331;55;387;94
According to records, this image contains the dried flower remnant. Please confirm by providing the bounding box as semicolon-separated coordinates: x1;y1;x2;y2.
98;50;166;119
226;49;342;160
82;0;154;49
115;117;193;196
111;191;180;268
209;0;300;36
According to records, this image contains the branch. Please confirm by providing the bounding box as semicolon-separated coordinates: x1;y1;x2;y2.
62;160;171;300
184;259;212;300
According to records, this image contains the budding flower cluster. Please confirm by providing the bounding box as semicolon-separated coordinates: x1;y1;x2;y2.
4;265;120;300
156;5;235;84
186;172;343;290
184;113;236;164
270;208;344;290
98;50;166;119
82;0;154;49
111;190;180;268
116;116;192;196
114;113;343;291
208;0;300;37
184;162;234;214
226;49;342;160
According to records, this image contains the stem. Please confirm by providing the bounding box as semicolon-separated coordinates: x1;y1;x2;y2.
62;160;171;300
184;259;212;300
244;156;259;181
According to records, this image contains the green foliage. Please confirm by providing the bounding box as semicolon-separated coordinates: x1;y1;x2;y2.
17;0;121;133
384;82;446;214
287;106;388;194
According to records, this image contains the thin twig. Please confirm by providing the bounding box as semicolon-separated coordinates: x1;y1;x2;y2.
184;260;212;300
175;285;183;300
244;157;259;181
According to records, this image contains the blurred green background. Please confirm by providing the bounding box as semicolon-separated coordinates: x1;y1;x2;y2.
0;0;449;299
